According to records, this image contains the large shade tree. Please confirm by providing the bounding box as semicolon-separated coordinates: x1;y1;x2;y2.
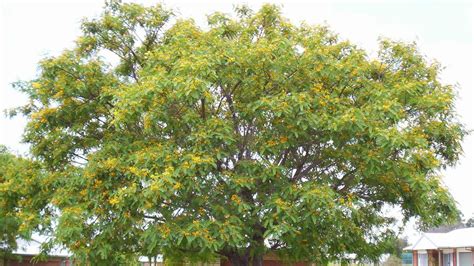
9;1;465;265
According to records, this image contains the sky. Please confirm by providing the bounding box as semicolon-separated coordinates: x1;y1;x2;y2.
0;0;473;243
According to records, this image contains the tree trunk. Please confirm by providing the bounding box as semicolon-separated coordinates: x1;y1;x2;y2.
251;255;263;266
227;222;266;266
229;253;249;266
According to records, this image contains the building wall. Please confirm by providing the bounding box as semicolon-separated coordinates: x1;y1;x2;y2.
141;263;219;266
220;260;310;266
414;248;474;266
141;262;219;266
428;250;440;266
414;251;419;266
2;255;71;266
142;262;311;266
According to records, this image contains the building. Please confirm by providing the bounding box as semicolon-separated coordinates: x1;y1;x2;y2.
404;227;474;266
138;253;374;266
220;253;311;266
1;238;71;266
1;255;72;266
138;254;312;266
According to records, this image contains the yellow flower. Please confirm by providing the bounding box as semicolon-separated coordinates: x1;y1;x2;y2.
231;194;241;204
312;83;323;93
144;115;152;130
199;208;205;215
129;166;148;177
173;182;182;190
51;198;60;205
402;183;410;193
31;82;41;89
275;198;285;207
53;90;64;98
109;197;120;205
163;166;174;177
64;206;82;215
93;179;102;188
19;223;28;232
182;161;190;169
267;140;277;146
191;155;202;164
150;183;160;191
129;166;139;175
103;158;118;169
161;224;171;236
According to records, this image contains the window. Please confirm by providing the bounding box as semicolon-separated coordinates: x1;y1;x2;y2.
459;252;473;266
419;253;428;266
402;252;413;265
443;253;453;266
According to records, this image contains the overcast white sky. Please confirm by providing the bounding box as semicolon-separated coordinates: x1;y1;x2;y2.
0;0;472;243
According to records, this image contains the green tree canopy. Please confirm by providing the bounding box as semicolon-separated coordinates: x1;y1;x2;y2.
0;146;51;260
9;1;465;265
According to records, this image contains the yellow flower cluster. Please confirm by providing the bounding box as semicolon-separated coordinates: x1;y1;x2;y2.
103;158;118;169
275;198;286;207
31;82;41;89
31;107;57;123
312;83;323;93
231;194;241;204
0;179;13;193
109;196;120;205
63;206;82;215
401;183;410;193
382;102;391;110
161;225;171;237
128;166;148;177
163;166;174;177
173;182;182;190
150;182;161;192
53;89;64;99
93;179;102;188
266;136;288;147
190;154;213;164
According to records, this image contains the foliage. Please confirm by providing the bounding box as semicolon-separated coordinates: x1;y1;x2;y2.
382;255;402;266
0;146;50;259
386;237;409;258
425;214;464;233
464;215;474;227
9;0;465;264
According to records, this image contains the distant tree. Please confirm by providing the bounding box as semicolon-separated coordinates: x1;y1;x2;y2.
381;237;408;266
9;1;465;265
391;237;409;258
464;215;474;227
382;255;403;266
